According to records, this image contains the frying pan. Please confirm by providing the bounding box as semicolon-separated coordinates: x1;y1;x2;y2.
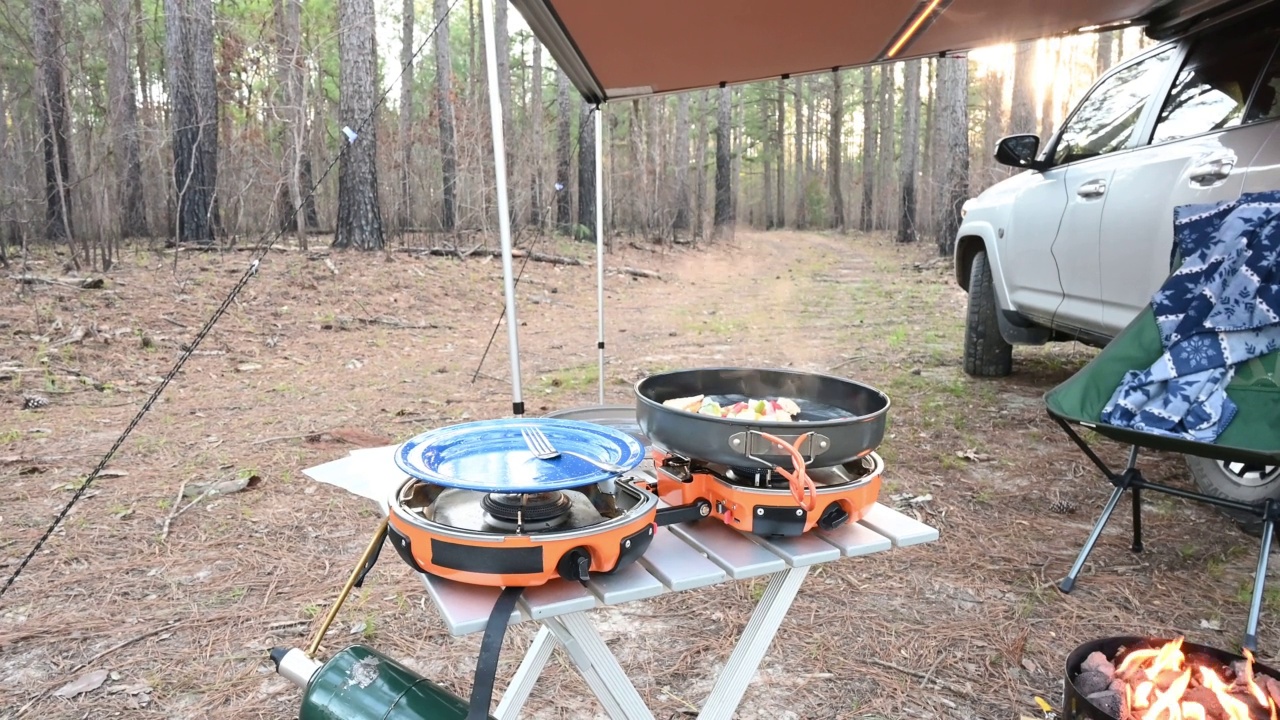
634;367;889;470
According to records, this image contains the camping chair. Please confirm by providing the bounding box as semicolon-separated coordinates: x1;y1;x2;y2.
1044;193;1280;653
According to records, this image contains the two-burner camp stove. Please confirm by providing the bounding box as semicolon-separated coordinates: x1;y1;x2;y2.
271;367;892;720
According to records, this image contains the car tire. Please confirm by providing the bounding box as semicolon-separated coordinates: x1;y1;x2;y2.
1185;454;1280;536
964;249;1014;378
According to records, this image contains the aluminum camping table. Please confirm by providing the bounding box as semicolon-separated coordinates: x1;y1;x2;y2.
303;447;939;720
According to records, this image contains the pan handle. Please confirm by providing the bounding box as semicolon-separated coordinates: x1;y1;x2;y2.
756;432;818;512
729;431;830;462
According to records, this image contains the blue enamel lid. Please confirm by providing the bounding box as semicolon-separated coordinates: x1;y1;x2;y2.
394;417;646;492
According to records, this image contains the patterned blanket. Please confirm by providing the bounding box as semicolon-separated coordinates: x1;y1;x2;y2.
1100;190;1280;442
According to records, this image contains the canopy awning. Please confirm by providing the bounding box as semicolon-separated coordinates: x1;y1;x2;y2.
509;0;1241;103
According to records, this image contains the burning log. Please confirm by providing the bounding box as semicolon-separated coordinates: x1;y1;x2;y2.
1067;638;1280;720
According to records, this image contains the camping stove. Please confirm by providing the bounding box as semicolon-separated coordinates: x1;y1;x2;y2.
649;446;883;536
386;474;659;587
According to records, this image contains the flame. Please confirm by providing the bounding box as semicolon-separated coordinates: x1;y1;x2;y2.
1103;637;1278;720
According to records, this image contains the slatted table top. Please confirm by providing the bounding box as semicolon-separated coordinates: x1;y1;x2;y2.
302;445;940;636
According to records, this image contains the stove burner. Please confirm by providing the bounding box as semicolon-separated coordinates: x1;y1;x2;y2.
724;466;791;488
719;457;874;488
480;491;573;532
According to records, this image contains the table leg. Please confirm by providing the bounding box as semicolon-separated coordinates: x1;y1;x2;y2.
543;612;656;720
697;566;811;720
495;625;557;720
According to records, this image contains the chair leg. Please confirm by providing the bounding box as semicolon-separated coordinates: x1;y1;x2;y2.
1244;516;1275;653
1060;483;1129;594
1131;487;1144;553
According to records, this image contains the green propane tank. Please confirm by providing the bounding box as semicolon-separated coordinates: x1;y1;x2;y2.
271;644;496;720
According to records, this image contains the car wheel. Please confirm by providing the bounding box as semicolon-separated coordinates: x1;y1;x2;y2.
1185;454;1280;535
963;249;1013;378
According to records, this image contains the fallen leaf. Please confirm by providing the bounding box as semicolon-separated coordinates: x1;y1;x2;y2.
53;669;108;698
184;472;262;498
955;449;994;462
237;363;262;372
348;620;367;635
1199;618;1223;630
107;681;152;695
1021;657;1041;674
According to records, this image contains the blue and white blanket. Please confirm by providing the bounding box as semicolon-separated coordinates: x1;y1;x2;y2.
1100;190;1280;442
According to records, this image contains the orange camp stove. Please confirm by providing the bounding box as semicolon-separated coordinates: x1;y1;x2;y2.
648;439;884;537
386;475;661;587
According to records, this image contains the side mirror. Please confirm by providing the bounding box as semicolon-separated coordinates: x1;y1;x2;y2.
994;134;1046;170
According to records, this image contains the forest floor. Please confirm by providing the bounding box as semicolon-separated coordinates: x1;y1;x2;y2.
0;228;1272;719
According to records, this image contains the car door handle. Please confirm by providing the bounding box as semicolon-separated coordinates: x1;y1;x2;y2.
1076;179;1107;198
1188;154;1236;185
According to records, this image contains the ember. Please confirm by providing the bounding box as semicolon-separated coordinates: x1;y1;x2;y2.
1073;638;1280;720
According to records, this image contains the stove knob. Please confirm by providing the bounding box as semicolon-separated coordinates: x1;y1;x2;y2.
557;548;592;583
818;503;849;531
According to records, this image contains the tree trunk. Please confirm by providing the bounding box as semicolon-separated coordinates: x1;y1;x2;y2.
672;93;691;232
577;102;595;235
859;67;875;232
828;71;844;231
33;0;74;245
980;68;1005;186
694;91;709;239
1009;40;1037;135
875;63;894;231
333;0;384;249
165;0;218;245
275;0;310;243
529;38;544;229
762;90;774;229
792;75;805;229
1096;31;1114;77
134;0;150;110
775;79;786;229
1040;40;1059;140
713;85;732;236
554;69;572;231
434;0;457;231
397;0;414;231
105;0;148;237
935;56;969;257
923;59;937;238
897;60;920;244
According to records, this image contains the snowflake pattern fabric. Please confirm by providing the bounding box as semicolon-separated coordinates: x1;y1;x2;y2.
1101;190;1280;442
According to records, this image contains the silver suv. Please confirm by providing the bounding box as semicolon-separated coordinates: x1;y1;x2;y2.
954;2;1280;516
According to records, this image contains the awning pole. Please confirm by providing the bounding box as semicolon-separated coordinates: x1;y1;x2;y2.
481;0;523;416
594;104;605;405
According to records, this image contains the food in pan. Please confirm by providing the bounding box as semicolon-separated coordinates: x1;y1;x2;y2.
663;394;803;421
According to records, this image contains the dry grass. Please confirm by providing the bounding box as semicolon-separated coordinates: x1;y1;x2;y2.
0;229;1272;719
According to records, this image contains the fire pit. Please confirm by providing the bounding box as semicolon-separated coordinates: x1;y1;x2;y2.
1065;636;1280;719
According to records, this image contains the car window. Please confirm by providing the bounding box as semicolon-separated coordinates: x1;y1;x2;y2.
1246;39;1280;123
1053;46;1176;166
1151;18;1280;143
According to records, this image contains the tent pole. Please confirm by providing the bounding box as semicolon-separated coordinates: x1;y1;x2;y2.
481;0;523;416
594;104;605;405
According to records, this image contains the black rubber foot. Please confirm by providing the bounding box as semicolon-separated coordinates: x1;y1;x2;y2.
1059;577;1076;593
269;646;289;670
1245;633;1258;653
1132;542;1144;553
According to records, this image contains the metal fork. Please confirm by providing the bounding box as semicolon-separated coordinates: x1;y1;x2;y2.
521;425;628;473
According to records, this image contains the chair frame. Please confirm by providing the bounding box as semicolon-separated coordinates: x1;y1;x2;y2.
1052;414;1278;652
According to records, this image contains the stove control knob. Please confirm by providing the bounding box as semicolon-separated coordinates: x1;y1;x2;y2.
818;503;850;531
557;548;592;583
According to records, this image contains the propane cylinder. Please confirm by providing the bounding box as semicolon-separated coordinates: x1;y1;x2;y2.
271;644;495;720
